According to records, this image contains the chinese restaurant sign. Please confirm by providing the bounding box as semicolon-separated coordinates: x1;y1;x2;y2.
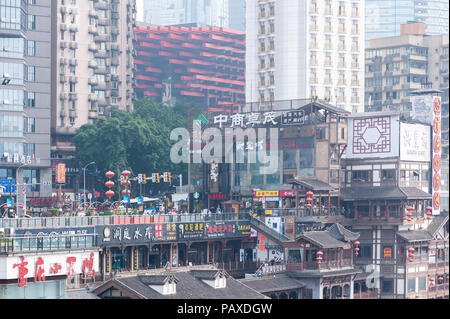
3;251;99;285
96;221;252;244
14;227;95;237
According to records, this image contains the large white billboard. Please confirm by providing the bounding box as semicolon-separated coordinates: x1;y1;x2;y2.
346;114;400;159
400;122;431;162
411;95;433;125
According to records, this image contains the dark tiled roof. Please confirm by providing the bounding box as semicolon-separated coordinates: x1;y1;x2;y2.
138;274;178;285
288;178;335;191
239;274;305;293
65;289;101;299
426;212;449;237
354;270;384;281
340;186;430;201
397;212;449;242
301;231;347;248
327;223;360;242
190;269;228;280
287;268;362;278
396;230;432;242
399;187;432;199
94;270;267;299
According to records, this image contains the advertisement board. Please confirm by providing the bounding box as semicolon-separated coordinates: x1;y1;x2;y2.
399;122;431;162
432;96;442;215
55;163;66;184
14;227;95;237
411;95;434;125
346;114;400;159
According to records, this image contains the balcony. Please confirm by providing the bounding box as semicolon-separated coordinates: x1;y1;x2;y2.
88;9;98;17
352;46;360;52
351;62;360;68
88;78;98;85
325;60;333;67
351;28;360;35
352;80;360;86
98;18;110;26
324;78;333;85
351;10;360;17
310;24;319;32
324;26;333;33
94;35;111;42
69;59;77;66
338;10;347;17
324;8;333;15
310;42;318;49
351;96;360;103
88;26;98;34
338;27;347;33
338;44;347;51
59;75;67;83
309;77;318;84
324;43;333;50
338;62;346;68
69;25;78;32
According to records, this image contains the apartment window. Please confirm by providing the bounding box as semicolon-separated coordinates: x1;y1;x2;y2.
69;100;76;110
407;279;415;293
27;66;35;81
23;168;40;192
28;15;36;30
24;117;35;133
418;277;426;291
27;40;35;56
69;83;75;92
382;170;396;181
352;170;372;183
316;127;326;139
70;32;76;41
341;128;345;139
382;280;393;293
27;92;35;107
69;49;76;58
24;143;35;156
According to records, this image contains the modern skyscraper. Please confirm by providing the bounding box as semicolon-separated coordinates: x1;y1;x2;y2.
245;0;365;113
0;0;53;213
365;0;449;43
51;0;136;194
141;0;230;28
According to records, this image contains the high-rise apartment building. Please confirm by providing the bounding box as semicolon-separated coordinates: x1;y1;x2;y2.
245;0;365;113
0;0;53;213
141;0;229;28
365;0;449;43
365;22;449;212
51;0;136;193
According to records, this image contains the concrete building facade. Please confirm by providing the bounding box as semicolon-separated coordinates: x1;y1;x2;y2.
0;0;53;213
245;0;365;113
50;0;136;195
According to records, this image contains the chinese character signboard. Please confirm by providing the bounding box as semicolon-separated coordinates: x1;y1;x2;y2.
411;95;433;125
205;221;251;239
97;224;177;244
399;122;431;162
6;251;99;286
383;247;392;258
14;227;95;237
432;96;441;215
254;190;279;197
178;223;205;240
281;110;305;126
55;163;66;184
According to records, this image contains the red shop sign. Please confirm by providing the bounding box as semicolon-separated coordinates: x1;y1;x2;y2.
209;193;224;199
280;190;295;197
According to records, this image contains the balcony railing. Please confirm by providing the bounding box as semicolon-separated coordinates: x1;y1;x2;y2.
0;234;96;253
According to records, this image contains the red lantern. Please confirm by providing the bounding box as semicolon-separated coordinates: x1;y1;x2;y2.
121;180;131;187
437;277;443;284
122;189;130;196
409;259;413;262
105;171;115;179
408;253;414;258
306;197;313;202
121;170;131;178
105;180;115;188
426;211;432;220
354;241;360;246
18;205;23;209
105;190;115;198
306;203;312;208
306;191;314;197
446;275;449;281
408;247;415;253
114;203;119;207
406;206;413;211
426;206;432;211
317;251;323;256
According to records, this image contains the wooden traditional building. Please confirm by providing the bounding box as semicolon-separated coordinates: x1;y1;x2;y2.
283;223;362;299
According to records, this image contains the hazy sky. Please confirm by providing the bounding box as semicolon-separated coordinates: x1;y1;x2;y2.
136;0;144;22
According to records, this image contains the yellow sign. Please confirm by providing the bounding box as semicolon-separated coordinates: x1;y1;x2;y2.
254;190;279;197
265;210;273;215
55;163;66;184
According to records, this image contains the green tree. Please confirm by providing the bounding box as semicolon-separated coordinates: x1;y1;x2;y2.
72;98;190;193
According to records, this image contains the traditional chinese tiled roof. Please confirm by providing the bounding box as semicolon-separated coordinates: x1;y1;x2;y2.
287;178;335;191
138;274;179;285
326;223;360;242
190;269;228;280
300;231;348;248
397;212;449;242
340;186;431;201
93;269;267;299
239;274;305;293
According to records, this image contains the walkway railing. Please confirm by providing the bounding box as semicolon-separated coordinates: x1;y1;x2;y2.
248;214;293;243
0;213;252;229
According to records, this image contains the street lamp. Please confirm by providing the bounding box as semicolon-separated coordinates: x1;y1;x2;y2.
82;162;96;214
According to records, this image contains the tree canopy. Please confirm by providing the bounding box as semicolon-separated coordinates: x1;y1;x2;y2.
72;98;190;190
